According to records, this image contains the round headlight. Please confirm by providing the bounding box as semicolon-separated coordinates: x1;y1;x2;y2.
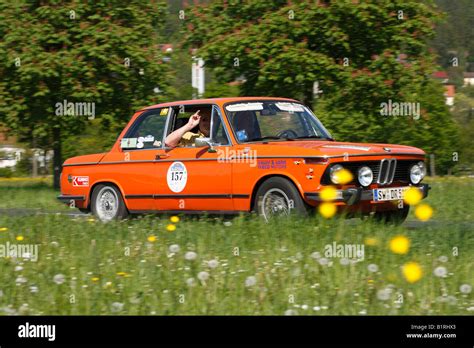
358;166;373;187
418;161;426;177
329;164;344;184
410;163;424;184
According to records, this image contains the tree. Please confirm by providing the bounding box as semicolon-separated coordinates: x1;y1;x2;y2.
0;1;171;188
183;0;460;173
430;0;474;73
450;87;474;171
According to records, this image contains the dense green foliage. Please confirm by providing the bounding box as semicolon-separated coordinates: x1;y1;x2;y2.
183;0;460;174
0;0;171;186
0;0;472;176
431;0;474;76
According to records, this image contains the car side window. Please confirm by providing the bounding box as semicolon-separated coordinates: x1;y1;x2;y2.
166;105;230;147
125;109;167;149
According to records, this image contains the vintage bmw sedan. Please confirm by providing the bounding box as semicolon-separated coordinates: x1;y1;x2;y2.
58;97;429;222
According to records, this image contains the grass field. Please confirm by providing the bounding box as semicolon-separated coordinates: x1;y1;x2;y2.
0;177;473;315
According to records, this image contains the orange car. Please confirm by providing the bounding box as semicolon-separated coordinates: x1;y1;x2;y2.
58;97;430;223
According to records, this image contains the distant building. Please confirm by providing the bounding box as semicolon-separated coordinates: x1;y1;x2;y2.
444;85;455;106
0;131;52;173
160;44;173;53
227;75;247;87
431;71;456;106
432;71;449;84
0;145;24;169
463;72;474;86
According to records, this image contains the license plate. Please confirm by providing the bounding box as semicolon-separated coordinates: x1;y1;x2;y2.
373;187;409;202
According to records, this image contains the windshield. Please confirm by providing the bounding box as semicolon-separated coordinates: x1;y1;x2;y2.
224;101;332;143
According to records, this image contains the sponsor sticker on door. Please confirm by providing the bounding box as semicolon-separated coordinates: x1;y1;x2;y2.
72;176;89;187
167;162;187;193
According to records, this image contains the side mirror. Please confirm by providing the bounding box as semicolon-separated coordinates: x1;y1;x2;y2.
194;137;217;153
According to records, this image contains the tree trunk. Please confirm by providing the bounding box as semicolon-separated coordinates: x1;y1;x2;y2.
429;154;436;177
32;151;38;177
32;137;37;177
53;127;62;189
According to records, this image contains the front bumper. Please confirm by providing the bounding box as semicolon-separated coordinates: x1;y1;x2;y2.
304;183;430;206
57;195;86;202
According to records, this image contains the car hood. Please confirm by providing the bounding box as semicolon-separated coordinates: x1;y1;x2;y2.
251;140;425;157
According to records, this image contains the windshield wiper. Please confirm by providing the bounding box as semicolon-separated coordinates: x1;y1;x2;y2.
294;135;334;141
249;136;294;142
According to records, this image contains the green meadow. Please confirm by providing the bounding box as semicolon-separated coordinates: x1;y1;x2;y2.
0;177;473;315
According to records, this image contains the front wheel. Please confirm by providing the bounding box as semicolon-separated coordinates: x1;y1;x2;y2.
254;177;308;221
373;205;409;225
91;184;128;222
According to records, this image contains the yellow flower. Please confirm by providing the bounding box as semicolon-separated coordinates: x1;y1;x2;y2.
364;237;379;246
16;236;24;241
319;202;337;219
415;204;433;222
402;262;423;283
116;272;127;277
404;187;422;205
166;224;176;232
333;168;353;185
0;227;8;232
319;186;338;201
389;235;410;254
87;218;95;223
147;235;157;242
91;277;100;282
368;279;374;284
170;216;180;223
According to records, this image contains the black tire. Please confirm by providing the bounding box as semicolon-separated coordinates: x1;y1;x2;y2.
91;184;128;222
373;205;409;225
254;177;308;221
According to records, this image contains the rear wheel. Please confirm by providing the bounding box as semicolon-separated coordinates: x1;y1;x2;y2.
254;177;308;221
91;184;128;222
373;205;409;225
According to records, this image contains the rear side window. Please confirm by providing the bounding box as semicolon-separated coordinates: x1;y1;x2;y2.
124;109;168;149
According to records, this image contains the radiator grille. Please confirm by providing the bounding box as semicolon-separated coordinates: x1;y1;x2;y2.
321;159;420;186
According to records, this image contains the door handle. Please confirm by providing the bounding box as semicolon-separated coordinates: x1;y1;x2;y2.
155;153;170;160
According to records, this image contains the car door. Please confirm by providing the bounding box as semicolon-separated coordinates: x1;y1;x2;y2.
154;104;234;212
100;107;170;212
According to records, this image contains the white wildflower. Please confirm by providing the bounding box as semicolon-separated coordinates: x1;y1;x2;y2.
169;244;180;253
245;276;257;287
185;251;197;261
197;271;209;281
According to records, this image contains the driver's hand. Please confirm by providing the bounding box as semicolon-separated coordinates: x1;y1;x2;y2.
187;110;201;128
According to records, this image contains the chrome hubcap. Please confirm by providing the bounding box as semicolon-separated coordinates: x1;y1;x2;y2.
96;187;118;222
261;188;291;221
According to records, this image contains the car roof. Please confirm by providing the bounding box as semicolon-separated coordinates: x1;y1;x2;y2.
141;97;300;110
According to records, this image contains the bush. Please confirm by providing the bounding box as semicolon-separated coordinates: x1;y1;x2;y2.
15;149;33;176
0;167;13;178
